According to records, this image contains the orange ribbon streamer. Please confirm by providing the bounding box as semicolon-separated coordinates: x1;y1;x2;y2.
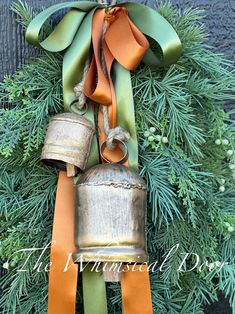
121;265;153;314
48;172;78;314
84;7;149;128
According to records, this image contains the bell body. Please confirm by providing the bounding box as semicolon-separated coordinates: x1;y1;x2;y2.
73;163;148;263
41;113;95;172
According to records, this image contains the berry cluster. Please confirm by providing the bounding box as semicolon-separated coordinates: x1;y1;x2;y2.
144;127;168;147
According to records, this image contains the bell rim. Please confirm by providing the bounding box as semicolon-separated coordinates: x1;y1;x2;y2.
72;247;148;263
40;154;86;172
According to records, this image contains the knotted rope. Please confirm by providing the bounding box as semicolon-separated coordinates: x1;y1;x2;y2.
74;0;130;150
73;58;90;109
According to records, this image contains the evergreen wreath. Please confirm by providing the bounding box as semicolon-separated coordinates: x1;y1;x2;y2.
0;1;234;313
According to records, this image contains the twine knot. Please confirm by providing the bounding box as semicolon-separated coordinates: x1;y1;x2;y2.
102;106;130;150
74;83;86;109
105;7;127;25
73;59;90;110
106;126;130;149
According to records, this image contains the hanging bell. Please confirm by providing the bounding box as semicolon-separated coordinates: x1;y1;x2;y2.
41;113;95;176
73;163;148;264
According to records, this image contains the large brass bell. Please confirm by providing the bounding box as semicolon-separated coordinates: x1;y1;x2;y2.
73;163;148;264
41;113;95;175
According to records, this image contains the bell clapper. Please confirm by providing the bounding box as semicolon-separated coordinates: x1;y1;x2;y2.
66;163;77;177
102;262;123;282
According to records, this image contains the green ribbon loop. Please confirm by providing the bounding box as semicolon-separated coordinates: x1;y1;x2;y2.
26;0;182;170
26;2;100;51
26;1;182;112
121;2;182;66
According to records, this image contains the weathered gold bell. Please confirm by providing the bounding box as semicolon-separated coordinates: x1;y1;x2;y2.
41;113;95;174
73;163;148;263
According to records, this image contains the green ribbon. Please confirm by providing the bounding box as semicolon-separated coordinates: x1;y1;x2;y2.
26;2;181;313
26;1;182;168
26;1;181;170
82;264;108;314
121;2;182;66
26;0;181;111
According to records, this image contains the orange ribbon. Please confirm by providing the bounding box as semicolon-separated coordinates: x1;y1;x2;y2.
48;172;78;314
121;265;153;314
84;7;149;128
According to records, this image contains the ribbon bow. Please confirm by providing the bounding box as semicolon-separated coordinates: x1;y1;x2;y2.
26;1;182;114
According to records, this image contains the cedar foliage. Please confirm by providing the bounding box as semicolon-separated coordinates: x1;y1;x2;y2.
0;1;235;313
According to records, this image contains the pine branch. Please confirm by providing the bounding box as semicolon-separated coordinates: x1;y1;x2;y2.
11;1;35;29
11;1;53;35
1;1;235;313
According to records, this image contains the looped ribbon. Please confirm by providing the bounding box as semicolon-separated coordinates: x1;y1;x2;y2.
83;6;149;128
26;1;181;113
26;2;182;314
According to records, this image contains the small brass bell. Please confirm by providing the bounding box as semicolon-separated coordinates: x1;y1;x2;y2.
41;113;95;176
73;163;148;264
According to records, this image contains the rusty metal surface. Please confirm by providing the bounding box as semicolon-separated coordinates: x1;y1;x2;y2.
41;113;95;172
73;163;148;263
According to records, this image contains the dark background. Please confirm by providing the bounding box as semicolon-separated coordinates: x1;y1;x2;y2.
0;0;234;80
0;0;234;313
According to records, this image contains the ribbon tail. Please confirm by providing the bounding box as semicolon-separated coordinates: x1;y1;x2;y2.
114;61;153;314
113;62;138;171
63;9;100;171
83;9;112;106
48;172;78;314
83;264;108;314
121;265;153;314
63;8;97;111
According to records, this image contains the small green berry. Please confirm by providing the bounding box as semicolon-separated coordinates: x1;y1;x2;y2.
219;186;225;192
222;139;229;145
144;131;150;138
227;150;234;157
228;226;234;233
3;262;9;270
155;135;162;141
148;136;155;142
224;222;230;227
229;164;235;170
149;127;156;133
162;136;169;144
220;179;225;185
215;139;221;145
208;263;215;271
